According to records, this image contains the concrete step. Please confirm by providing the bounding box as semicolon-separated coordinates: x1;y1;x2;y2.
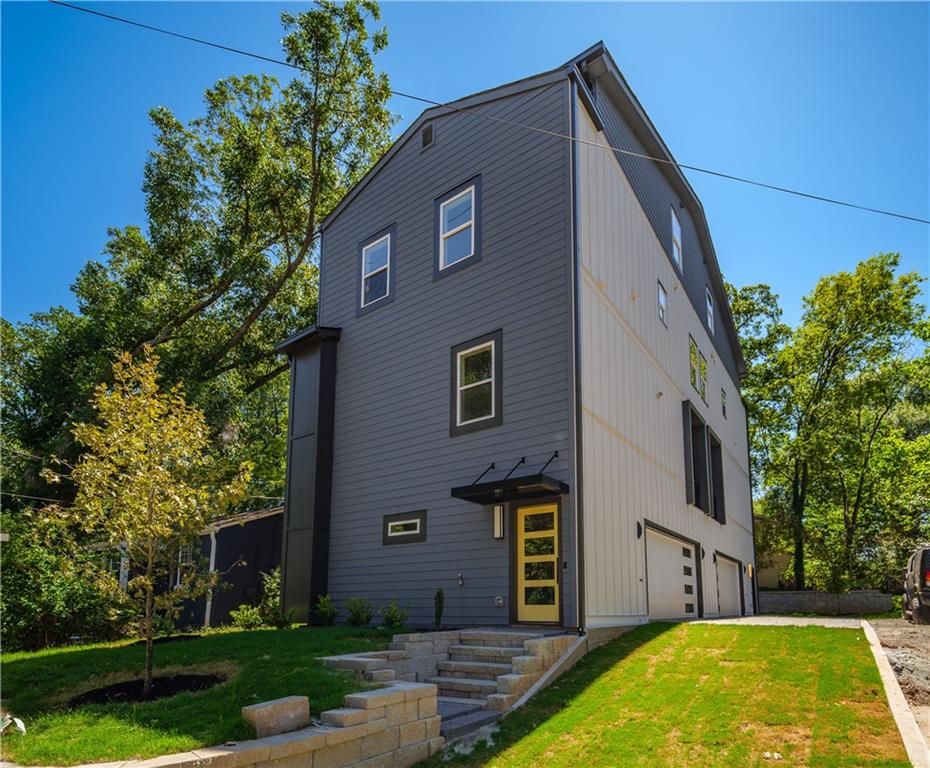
321;655;388;672
458;630;543;647
365;668;396;682
426;675;499;697
486;692;520;711
437;695;488;708
437;660;512;680
449;644;524;664
440;709;503;740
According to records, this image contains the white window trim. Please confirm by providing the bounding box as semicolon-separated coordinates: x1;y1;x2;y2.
456;339;495;426
705;286;715;334
671;207;683;271
387;518;421;537
439;186;475;270
360;233;391;308
657;280;668;327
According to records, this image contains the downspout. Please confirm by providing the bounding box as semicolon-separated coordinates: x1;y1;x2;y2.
203;529;218;629
568;73;586;634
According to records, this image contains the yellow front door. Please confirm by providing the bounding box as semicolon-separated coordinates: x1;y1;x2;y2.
516;503;560;623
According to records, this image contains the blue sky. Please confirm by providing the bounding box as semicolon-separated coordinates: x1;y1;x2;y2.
2;1;928;327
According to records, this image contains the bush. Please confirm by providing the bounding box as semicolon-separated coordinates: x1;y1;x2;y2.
0;514;135;651
345;596;375;626
382;597;409;630
434;588;444;629
313;594;338;626
229;603;264;629
257;567;292;627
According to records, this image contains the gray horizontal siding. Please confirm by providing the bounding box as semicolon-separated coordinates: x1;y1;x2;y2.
591;77;742;385
318;81;576;627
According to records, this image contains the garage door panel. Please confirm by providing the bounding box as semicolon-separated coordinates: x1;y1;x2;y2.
646;529;697;619
717;556;741;617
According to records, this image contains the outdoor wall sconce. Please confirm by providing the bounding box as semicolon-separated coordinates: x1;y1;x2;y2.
457;573;464;587
747;563;754;578
493;504;505;540
636;521;643;539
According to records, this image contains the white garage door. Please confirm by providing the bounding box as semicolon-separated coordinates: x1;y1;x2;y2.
717;556;741;617
646;528;697;619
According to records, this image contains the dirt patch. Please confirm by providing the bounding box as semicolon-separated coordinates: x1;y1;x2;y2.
68;673;224;706
871;618;930;742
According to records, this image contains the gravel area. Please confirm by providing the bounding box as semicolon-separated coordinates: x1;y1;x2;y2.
871;618;930;742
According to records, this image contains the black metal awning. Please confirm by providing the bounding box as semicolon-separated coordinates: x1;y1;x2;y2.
450;474;569;506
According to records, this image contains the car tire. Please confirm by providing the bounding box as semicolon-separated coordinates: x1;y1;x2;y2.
916;604;930;625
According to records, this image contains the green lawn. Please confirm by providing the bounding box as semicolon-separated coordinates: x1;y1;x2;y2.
429;623;908;768
1;626;395;766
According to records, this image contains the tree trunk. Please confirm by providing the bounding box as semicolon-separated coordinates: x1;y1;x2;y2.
143;555;155;698
791;459;809;589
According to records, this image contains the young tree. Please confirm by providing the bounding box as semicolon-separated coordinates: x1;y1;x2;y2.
43;351;251;695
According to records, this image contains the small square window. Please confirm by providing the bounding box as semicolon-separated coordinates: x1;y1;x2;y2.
657;281;668;327
705;286;715;334
383;511;427;545
450;330;502;436
684;584;694;595
683;565;693;576
685;602;695;614
671;207;682;271
682;547;692;559
435;177;482;279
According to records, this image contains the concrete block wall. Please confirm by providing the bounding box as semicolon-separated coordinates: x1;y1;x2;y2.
61;682;443;768
759;589;892;615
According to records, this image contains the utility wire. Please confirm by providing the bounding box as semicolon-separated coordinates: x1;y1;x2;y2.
49;0;929;225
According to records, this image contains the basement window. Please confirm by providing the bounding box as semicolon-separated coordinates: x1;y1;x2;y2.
383;510;427;545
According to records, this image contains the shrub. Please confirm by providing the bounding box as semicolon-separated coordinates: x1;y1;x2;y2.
229;603;264;629
382;597;409;630
434;588;444;629
345;596;375;626
0;514;135;651
257;567;292;627
314;594;338;626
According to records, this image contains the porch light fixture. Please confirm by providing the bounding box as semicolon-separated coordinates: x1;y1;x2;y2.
493;504;505;540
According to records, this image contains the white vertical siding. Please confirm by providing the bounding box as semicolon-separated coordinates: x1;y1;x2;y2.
575;98;756;627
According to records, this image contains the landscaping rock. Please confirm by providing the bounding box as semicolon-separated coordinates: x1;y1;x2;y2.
242;696;310;737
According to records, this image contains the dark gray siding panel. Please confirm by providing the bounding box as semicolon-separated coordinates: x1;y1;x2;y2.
591;78;741;384
319;82;575;627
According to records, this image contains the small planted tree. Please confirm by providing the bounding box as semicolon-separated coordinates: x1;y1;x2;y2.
43;350;250;695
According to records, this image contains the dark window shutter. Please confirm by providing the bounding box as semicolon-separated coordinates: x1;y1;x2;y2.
682;400;694;505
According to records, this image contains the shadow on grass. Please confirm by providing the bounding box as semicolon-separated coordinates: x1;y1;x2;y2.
1;626;397;766
428;622;675;768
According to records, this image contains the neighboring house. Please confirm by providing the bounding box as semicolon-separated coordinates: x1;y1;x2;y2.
180;506;283;628
277;42;757;631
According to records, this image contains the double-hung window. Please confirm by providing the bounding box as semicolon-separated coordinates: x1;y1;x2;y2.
671;207;683;271
705;286;715;334
657;281;668;326
358;226;395;313
689;337;699;391
450;330;502;435
435;177;481;278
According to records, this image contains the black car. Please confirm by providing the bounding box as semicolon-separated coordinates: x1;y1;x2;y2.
903;545;930;624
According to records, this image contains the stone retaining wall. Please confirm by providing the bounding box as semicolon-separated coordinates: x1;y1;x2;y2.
66;681;443;768
759;589;892;615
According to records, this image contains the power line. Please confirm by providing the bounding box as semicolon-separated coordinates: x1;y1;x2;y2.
49;0;929;225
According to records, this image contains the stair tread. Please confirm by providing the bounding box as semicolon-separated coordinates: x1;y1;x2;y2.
440;710;502;740
438;695;488;707
449;644;524;656
438;660;512;673
427;675;499;691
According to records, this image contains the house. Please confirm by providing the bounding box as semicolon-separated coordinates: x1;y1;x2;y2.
179;506;283;628
277;42;757;631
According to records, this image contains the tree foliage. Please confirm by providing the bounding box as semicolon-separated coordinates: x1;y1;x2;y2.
730;253;929;591
43;351;251;693
1;1;394;507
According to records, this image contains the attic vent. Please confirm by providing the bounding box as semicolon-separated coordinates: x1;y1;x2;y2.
421;123;433;149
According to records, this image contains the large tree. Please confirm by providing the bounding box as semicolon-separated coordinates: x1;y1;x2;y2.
2;1;394;507
730;253;928;589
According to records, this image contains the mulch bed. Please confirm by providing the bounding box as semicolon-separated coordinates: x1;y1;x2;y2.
68;674;223;706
